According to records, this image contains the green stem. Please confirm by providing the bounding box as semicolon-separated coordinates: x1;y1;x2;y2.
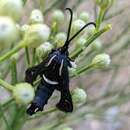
70;64;94;78
70;25;111;59
25;47;30;67
28;107;57;120
96;8;106;31
10;60;17;85
11;108;26;130
0;79;13;91
2;99;14;108
32;48;36;66
0;41;25;63
0;104;12;130
39;0;45;13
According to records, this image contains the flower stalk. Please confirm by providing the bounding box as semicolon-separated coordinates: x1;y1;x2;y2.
70;24;112;59
0;78;13;91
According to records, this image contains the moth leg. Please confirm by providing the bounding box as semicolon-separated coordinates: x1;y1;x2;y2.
56;89;73;113
25;67;38;85
25;61;46;85
26;82;55;115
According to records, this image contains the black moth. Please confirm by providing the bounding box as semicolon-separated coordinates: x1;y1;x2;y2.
25;8;96;115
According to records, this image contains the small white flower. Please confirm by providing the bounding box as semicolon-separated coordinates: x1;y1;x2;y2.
91;39;102;51
0;17;19;50
72;19;85;34
72;88;87;105
36;42;53;59
29;9;44;24
13;83;35;105
55;32;67;48
96;0;114;9
0;0;23;21
20;24;30;36
92;53;111;68
79;12;89;22
76;37;86;48
23;24;50;48
52;10;64;23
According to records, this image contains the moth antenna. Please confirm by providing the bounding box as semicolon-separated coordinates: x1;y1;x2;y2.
65;8;73;46
61;8;73;53
68;22;96;43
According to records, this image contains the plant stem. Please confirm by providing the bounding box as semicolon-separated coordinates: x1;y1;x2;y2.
10;60;17;85
96;8;106;31
25;47;30;67
0;104;12;130
0;41;25;63
0;79;13;91
70;64;94;78
39;0;45;14
70;25;111;59
32;48;36;66
28;107;57;120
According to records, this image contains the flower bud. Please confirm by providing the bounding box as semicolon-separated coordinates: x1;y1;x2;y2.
72;88;87;105
23;24;50;48
91;39;102;51
76;37;86;48
36;42;53;59
72;19;85;34
92;53;111;68
79;12;89;22
52;10;64;24
0;0;23;21
54;32;67;48
0;17;19;50
96;0;114;9
62;127;73;130
13;83;34;105
29;9;44;24
20;24;30;36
